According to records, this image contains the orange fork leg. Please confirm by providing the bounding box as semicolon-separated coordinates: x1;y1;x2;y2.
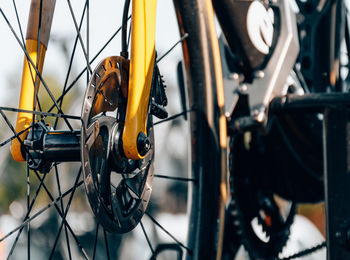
11;0;56;161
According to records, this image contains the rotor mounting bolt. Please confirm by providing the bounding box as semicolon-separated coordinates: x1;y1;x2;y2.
137;132;151;156
230;73;240;81
254;70;265;79
230;73;244;83
252;109;260;116
238;84;248;93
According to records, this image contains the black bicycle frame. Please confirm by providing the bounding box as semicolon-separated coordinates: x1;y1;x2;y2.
213;0;350;259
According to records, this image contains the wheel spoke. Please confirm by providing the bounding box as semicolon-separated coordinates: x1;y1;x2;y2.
46;18;129;115
0;109;36;163
154;109;193;126
0;179;83;243
12;0;25;46
32;0;43;131
48;168;83;259
0;125;32;148
140;221;155;255
12;0;43;115
7;170;48;258
11;0;43;115
26;160;31;259
5;167;76;255
0;8;75;132
66;0;92;74
123;176;142;199
145;212;191;254
0;2;205;259
154;174;196;183
54;165;72;260
54;0;88;129
12;0;43;116
103;228;111;260
32;170;89;259
0;106;81;121
92;223;99;260
157;33;188;63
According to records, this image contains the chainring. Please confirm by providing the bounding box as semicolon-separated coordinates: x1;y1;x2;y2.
228;132;295;259
81;56;154;233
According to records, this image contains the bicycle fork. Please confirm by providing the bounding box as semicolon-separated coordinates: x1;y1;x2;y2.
11;0;157;163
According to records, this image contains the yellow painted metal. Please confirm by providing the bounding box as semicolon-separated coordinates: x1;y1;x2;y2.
122;0;157;160
11;40;46;161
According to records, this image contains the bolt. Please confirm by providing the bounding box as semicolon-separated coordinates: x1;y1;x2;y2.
252;109;260;116
229;73;244;83
231;210;239;217
238;84;248;93
254;70;265;79
230;73;240;81
137;132;151;156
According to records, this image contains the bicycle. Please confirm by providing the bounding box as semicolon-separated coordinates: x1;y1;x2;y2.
0;0;227;259
1;0;349;259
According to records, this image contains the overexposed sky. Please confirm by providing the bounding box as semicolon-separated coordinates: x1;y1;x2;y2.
0;1;182;109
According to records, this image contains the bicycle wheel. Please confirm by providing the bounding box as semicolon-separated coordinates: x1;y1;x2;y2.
0;0;227;259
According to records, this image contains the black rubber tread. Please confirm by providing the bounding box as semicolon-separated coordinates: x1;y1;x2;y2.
174;0;227;259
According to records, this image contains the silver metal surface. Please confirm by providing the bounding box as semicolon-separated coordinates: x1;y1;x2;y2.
81;56;154;233
245;0;300;124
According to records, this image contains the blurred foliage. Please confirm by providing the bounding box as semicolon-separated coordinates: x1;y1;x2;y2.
0;153;27;212
0;69;82;214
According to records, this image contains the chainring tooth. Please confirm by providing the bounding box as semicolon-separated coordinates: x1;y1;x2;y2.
228;133;295;259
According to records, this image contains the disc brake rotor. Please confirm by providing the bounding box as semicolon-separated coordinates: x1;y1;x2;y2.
81;56;154;233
